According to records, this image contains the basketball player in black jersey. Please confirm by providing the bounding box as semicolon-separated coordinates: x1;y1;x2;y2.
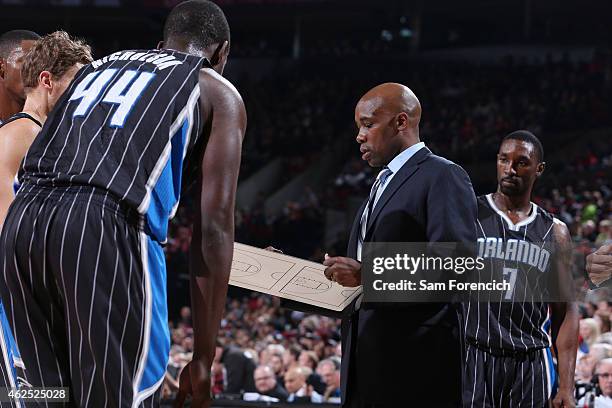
0;1;246;407
0;30;40;124
462;130;579;408
0;31;92;227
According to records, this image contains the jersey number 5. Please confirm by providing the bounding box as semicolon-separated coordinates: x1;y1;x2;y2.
69;68;155;128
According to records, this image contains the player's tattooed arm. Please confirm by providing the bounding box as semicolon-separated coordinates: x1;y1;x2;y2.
175;70;246;408
550;221;579;408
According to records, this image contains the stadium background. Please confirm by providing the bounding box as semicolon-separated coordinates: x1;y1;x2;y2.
1;0;611;405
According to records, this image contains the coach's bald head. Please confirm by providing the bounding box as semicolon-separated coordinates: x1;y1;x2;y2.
359;83;421;126
355;83;422;167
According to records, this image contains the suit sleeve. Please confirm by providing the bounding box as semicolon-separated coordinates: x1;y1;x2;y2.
426;163;477;243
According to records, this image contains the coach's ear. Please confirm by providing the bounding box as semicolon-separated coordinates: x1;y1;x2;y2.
395;112;409;131
157;41;164;50
536;161;545;177
0;58;5;79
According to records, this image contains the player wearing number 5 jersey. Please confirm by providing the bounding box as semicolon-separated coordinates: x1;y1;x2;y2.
0;1;246;407
461;131;579;408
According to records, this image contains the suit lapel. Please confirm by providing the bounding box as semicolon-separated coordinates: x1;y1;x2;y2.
366;147;431;234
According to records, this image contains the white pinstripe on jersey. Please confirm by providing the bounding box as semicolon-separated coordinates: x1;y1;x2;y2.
72;191;96;404
101;219;119;408
9;189;48;392
118;220;135;407
82;194;109;406
57;186;86;385
24;189;65;394
132;231;152;408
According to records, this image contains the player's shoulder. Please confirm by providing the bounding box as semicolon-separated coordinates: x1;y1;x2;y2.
549;215;570;241
0;116;40;141
197;68;245;125
476;194;491;206
476;194;497;217
534;204;571;240
198;67;242;102
533;203;565;226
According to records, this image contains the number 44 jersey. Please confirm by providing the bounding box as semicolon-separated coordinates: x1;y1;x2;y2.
462;194;564;352
19;49;208;243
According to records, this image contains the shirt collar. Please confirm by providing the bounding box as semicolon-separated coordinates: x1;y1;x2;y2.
386;142;425;174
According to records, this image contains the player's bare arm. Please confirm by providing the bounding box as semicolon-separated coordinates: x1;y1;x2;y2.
0;118;39;227
175;69;246;408
550;221;579;408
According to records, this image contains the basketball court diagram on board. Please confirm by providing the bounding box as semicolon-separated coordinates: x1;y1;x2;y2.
230;243;361;311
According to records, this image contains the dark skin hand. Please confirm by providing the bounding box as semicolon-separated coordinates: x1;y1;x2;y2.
586;243;612;286
323;256;362;287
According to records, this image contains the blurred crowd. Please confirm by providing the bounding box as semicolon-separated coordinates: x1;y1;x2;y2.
575;299;612;405
162;297;342;403
239;53;612;180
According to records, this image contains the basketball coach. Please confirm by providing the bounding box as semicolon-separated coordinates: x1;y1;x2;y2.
322;83;478;407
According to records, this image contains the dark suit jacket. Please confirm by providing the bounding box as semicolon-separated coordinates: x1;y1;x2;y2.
282;147;477;407
340;147;477;407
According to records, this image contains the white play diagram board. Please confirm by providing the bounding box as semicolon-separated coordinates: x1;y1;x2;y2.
230;243;362;311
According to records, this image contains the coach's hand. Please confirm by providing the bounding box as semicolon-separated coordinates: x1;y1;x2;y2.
552;388;575;408
323;256;361;287
587;244;612;286
174;359;212;408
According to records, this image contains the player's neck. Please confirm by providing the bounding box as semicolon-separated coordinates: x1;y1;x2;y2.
163;39;209;59
0;86;24;122
22;92;47;124
492;191;532;217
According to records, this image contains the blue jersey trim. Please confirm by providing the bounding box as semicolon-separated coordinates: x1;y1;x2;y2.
0;302;20;384
138;236;170;392
145;117;188;242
